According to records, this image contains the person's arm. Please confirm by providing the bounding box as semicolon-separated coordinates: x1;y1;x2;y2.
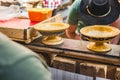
66;24;81;40
6;57;52;80
0;32;52;80
66;0;81;40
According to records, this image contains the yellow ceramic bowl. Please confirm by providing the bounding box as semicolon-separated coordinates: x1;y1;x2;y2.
34;22;69;32
80;25;120;42
33;22;69;45
80;25;120;52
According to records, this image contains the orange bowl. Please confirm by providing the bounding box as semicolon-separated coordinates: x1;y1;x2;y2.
28;8;53;22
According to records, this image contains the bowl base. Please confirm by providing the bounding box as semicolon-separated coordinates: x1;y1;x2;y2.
87;42;111;52
42;36;63;45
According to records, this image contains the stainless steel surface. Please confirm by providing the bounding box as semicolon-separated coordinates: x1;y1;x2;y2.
50;67;110;80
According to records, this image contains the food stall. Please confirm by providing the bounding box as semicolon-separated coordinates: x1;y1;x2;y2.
0;1;120;80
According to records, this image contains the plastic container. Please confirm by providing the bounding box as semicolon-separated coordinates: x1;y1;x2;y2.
28;8;53;22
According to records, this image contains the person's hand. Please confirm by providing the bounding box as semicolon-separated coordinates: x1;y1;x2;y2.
110;18;120;29
110;18;120;44
74;35;81;40
65;24;78;39
110;35;120;44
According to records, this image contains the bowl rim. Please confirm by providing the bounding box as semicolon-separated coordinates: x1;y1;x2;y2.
80;25;120;38
33;22;69;32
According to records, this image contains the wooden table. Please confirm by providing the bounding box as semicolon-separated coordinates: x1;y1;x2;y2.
22;37;120;67
20;37;120;79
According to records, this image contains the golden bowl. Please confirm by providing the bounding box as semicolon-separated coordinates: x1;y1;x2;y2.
33;22;69;45
34;22;69;32
80;25;120;52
